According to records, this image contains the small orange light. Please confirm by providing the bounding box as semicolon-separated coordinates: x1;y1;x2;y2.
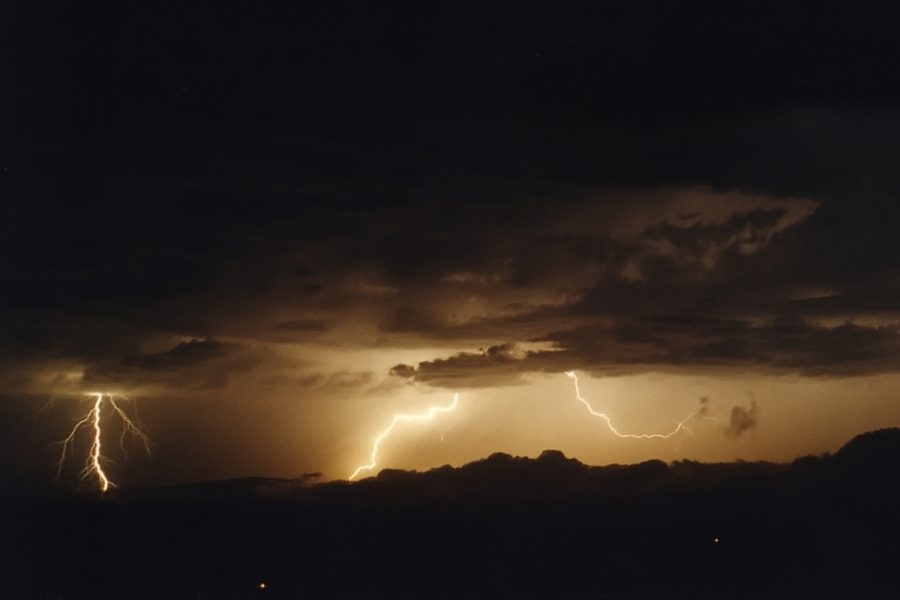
259;582;267;590
713;537;720;543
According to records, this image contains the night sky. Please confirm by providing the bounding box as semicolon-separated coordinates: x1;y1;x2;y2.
4;1;900;492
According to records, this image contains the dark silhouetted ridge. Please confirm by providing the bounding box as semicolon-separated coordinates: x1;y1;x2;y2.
834;427;900;465
4;430;899;599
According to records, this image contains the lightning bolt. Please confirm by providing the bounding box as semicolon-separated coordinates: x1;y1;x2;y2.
565;371;695;439
56;393;150;493
349;393;459;481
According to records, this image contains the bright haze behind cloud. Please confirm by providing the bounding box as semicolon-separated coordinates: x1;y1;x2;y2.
3;1;900;491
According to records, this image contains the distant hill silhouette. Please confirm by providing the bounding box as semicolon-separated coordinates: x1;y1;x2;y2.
104;427;900;508
3;429;899;599
834;427;900;469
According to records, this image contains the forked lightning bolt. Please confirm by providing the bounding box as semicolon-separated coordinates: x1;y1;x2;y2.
349;393;459;481
565;371;695;439
56;393;150;492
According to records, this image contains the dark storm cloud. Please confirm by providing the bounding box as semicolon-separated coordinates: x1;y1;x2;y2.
368;183;900;383
381;304;449;335
3;177;898;393
5;179;898;393
643;208;788;258
391;344;532;388
82;338;261;390
388;364;417;379
724;400;760;439
112;338;232;370
393;317;900;386
546;316;900;375
276;319;335;333
5;1;900;401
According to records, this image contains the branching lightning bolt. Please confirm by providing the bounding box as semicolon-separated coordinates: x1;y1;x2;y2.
56;393;150;493
349;393;459;481
565;371;695;439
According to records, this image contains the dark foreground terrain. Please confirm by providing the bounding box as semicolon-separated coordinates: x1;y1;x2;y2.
3;429;899;599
